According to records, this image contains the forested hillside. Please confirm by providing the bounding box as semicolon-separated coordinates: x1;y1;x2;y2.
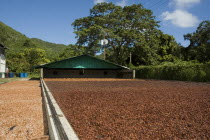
0;21;29;51
0;21;82;72
0;21;67;55
31;38;67;55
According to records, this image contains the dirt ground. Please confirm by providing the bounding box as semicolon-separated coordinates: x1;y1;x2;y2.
45;78;210;140
0;80;48;140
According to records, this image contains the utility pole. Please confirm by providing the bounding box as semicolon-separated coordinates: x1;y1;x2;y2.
129;52;132;64
100;28;108;60
101;39;108;60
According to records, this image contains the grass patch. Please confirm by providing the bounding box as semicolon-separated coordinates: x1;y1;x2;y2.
28;73;40;79
0;78;20;84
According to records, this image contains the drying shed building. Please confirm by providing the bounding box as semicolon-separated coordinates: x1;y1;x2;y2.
36;55;134;79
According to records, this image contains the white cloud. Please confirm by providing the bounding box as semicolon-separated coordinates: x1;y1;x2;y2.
171;0;201;9
116;0;128;7
94;0;107;5
161;9;199;28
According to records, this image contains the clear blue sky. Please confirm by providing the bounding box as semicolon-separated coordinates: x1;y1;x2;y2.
0;0;209;47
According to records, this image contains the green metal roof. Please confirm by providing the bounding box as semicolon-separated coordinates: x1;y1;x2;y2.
35;55;129;70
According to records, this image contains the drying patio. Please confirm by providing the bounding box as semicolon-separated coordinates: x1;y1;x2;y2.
0;80;48;140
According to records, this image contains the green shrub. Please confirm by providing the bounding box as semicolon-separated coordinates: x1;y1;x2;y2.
134;63;210;82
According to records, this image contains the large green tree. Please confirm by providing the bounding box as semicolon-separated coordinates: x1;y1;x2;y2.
72;3;160;65
131;32;183;65
72;3;182;65
184;20;210;62
7;48;49;72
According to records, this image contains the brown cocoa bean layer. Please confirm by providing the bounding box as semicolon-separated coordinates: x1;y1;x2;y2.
45;78;210;140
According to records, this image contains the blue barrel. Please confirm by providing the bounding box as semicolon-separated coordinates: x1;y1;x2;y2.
19;73;24;78
24;73;28;77
9;72;14;78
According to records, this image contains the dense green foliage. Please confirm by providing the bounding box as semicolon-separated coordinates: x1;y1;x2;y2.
73;3;183;65
132;20;210;82
184;21;210;62
57;44;86;60
133;62;210;82
131;20;210;82
31;38;67;60
7;48;50;72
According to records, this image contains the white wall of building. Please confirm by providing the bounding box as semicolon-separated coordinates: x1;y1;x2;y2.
0;54;6;73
